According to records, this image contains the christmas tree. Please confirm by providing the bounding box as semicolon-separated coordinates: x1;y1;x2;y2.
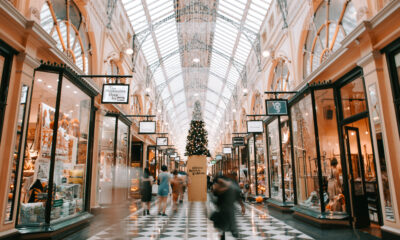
185;101;211;156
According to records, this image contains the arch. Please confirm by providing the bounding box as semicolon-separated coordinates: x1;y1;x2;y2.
39;0;92;73
250;91;263;115
268;58;294;92
302;0;357;78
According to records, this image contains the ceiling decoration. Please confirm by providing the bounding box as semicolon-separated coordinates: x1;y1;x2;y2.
122;0;272;153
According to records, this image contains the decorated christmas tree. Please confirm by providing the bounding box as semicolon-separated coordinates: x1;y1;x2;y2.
185;101;210;156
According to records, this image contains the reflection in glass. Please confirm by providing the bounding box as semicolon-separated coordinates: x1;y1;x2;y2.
281;116;293;202
291;94;321;212
314;89;344;212
248;137;255;194
341;77;367;119
99;116;116;205
18;71;59;225
50;78;91;222
368;83;395;222
5;85;29;221
115;120;129;201
267;119;281;200
256;134;266;195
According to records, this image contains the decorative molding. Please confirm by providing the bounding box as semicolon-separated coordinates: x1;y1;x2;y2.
356;50;381;67
16;52;41;69
370;0;400;29
0;0;27;28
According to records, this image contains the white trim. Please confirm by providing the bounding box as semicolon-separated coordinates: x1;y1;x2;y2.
370;0;400;29
0;0;27;28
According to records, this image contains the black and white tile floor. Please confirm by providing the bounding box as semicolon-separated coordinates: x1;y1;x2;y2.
88;199;313;240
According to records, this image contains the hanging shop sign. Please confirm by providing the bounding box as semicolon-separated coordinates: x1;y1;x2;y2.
223;147;232;154
175;157;180;162
139;121;156;134
232;137;245;146
170;152;177;158
265;99;288;116
216;155;222;160
211;160;216;164
247;120;264;133
156;137;168;146
101;84;130;104
167;148;175;155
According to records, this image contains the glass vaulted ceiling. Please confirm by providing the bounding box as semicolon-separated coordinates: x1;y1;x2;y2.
122;0;271;153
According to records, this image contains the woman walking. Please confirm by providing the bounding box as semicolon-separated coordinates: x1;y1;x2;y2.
140;168;153;216
157;165;171;216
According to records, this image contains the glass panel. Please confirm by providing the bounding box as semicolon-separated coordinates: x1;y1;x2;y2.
344;118;378;222
256;134;266;195
395;52;400;89
50;77;91;222
291;94;320;212
314;89;345;212
114;120;129;202
99;116;115;205
281;116;294;203
5;85;29;221
341;77;367;119
18;71;59;225
0;55;4;84
148;146;157;178
268;119;281;201
248;136;255;194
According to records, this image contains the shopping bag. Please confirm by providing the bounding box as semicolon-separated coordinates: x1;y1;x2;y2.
152;184;158;195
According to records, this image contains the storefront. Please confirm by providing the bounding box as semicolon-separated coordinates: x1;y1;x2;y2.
289;68;382;228
97;113;131;205
130;141;143;198
247;134;267;196
265;115;295;209
147;145;157;178
15;64;97;233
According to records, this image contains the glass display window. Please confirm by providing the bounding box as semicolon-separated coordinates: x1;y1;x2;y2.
314;89;344;213
281;116;294;203
267;119;281;200
5;85;29;222
291;94;320;212
16;65;96;228
248;136;255;194
340;77;367;119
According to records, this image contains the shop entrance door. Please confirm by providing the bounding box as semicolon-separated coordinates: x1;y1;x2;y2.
344;126;370;228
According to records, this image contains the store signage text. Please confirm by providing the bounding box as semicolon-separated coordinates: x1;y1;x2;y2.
265;99;288;116
102;84;130;104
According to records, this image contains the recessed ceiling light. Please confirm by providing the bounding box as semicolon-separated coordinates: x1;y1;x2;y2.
37;79;43;82
242;88;248;94
158;109;162;113
76;104;79;107
232;108;236;113
194;93;199;96
47;85;52;88
66;85;71;88
125;48;134;55
73;91;77;94
193;58;200;63
145;87;151;93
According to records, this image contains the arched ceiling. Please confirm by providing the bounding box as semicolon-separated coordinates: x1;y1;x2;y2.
122;0;272;154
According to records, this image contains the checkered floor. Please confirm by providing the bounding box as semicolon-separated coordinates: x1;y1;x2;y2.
88;198;313;240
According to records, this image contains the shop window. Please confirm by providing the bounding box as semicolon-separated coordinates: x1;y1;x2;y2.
256;134;266;195
267;119;281;200
271;59;293;92
303;0;357;78
314;89;344;213
40;0;91;73
340;77;367;119
17;68;95;227
0;40;15;144
5;85;29;222
281;116;293;202
291;94;320;212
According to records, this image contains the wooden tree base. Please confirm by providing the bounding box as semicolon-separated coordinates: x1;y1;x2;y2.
187;155;207;202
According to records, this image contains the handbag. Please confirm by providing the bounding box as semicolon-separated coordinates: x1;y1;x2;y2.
152;184;158;195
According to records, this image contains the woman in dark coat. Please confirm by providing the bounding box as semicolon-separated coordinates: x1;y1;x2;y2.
140;168;153;216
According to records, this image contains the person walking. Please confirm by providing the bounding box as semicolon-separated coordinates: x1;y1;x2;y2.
211;175;245;240
170;170;183;212
140;168;153;216
157;165;171;216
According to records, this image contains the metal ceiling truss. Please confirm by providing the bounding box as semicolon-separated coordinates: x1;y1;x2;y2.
131;2;262;73
277;0;289;29
106;0;118;29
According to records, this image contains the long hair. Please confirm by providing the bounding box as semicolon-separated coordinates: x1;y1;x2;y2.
143;168;150;178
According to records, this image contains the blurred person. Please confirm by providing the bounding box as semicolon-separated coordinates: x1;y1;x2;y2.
140;168;153;216
207;175;211;191
170;170;183;212
157;165;171;216
179;172;187;203
211;176;245;240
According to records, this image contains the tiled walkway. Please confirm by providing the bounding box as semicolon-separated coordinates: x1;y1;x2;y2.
86;199;314;240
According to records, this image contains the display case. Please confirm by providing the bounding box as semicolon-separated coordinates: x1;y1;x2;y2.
16;64;97;231
266;115;294;208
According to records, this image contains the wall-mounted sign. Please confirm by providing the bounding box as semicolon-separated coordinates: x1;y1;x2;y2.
167;148;175;155
102;84;130;104
170;153;177;158
211;160;216;164
223;147;232;154
216;155;222;160
265;99;288;116
247;120;263;133
139;121;156;134
232;137;245;146
156;137;168;146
